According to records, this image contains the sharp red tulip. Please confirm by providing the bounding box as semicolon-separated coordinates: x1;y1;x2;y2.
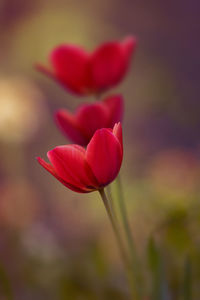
55;94;123;145
37;123;123;193
36;36;137;95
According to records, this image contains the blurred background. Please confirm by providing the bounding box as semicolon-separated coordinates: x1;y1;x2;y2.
0;0;200;299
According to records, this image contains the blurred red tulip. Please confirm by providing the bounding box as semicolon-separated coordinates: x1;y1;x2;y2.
55;94;123;145
37;123;123;193
36;37;136;95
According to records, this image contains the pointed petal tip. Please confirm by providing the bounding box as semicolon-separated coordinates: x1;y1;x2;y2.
54;110;67;128
113;122;123;150
123;35;138;47
113;122;122;130
54;109;66;121
37;156;44;164
122;36;138;58
37;156;56;174
86;124;123;186
35;63;55;78
113;122;122;135
47;147;60;161
35;63;45;72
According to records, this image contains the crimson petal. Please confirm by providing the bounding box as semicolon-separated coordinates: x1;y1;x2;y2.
86;128;123;186
104;95;124;127
113;123;123;154
55;110;88;145
76;102;109;141
50;45;90;95
48;145;98;191
91;42;125;90
122;36;137;62
37;157;86;193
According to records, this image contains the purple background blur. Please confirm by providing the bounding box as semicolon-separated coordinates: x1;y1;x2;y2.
0;1;200;299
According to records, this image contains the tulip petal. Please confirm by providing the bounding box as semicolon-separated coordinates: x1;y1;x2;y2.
35;64;56;80
113;123;123;154
76;102;109;140
48;145;98;191
50;45;91;95
37;157;86;193
104;95;124;127
91;42;125;90
55;110;88;145
122;36;137;62
86;128;123;186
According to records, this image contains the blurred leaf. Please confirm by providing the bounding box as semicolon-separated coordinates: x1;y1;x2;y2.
0;262;13;300
182;257;192;300
147;237;170;300
148;237;160;273
89;242;108;278
164;209;191;253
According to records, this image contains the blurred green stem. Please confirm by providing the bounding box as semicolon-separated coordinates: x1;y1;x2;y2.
95;93;102;101
116;174;143;299
0;262;13;300
99;188;138;299
183;258;192;300
106;185;116;218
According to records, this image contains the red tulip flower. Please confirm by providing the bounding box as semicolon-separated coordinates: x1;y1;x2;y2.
37;36;136;95
37;123;123;193
55;94;123;146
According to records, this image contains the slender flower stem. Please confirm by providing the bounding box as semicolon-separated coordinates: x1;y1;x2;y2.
116;174;136;255
106;185;116;219
99;188;138;299
95;93;102;101
116;174;143;298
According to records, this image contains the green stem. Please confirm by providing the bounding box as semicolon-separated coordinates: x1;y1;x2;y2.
99;188;138;299
0;262;13;300
183;257;192;300
95;93;102;101
116;175;143;298
106;185;116;219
